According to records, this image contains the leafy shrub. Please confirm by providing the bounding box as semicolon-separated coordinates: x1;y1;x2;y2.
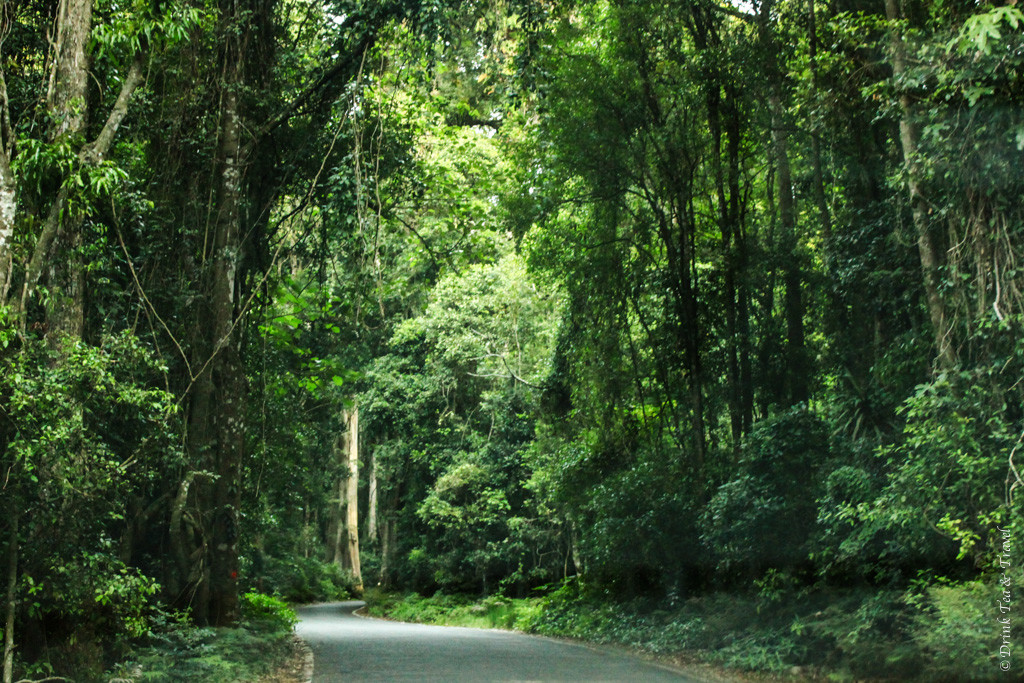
829;367;1020;579
114;607;295;682
366;590;544;631
700;408;828;578
240;592;298;633
260;555;357;603
911;576;1002;679
793;589;920;679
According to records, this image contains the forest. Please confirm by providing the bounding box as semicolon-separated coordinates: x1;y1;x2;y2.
0;0;1022;679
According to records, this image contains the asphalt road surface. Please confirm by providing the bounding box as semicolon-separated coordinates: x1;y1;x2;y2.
296;601;700;682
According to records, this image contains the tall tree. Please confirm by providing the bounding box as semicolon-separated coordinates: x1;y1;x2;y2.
883;0;955;369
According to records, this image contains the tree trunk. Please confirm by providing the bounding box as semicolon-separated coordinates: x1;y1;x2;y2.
807;0;833;246
47;0;92;139
884;0;955;370
15;56;143;327
185;12;248;622
367;448;378;545
345;405;362;592
0;147;13;307
330;424;347;566
39;0;92;342
3;507;18;683
761;0;809;406
707;81;741;447
379;515;394;589
203;79;246;626
0;57;12;305
46;226;85;344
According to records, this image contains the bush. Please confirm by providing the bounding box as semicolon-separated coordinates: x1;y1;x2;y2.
366;590;544;631
112;605;296;682
240;592;298;633
700;408;828;578
911;576;1003;679
259;555;358;603
822;367;1021;582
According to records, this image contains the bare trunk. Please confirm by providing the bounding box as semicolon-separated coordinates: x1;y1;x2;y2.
366;448;378;545
3;508;18;683
807;0;833;245
0;63;12;305
48;0;92;139
709;82;747;448
379;515;394;588
770;93;809;405
884;0;955;370
738;276;754;430
40;0;90;342
331;425;347;566
1;40;16;305
756;0;809;406
569;521;583;576
0;150;13;307
345;406;362;591
46;223;85;344
184;14;247;623
204;81;245;627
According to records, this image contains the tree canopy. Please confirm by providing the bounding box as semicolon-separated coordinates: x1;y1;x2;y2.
1;0;1022;679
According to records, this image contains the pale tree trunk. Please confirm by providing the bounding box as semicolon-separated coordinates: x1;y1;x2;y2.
0;157;13;307
366;448;378;545
345;406;362;591
47;0;92;139
15;54;144;328
330;426;347;566
43;0;91;343
0;21;12;304
331;407;363;589
884;0;955;369
3;507;17;683
1;0;143;316
379;515;394;588
569;520;583;577
0;67;13;306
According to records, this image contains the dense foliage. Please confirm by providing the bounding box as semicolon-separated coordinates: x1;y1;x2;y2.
1;0;1021;679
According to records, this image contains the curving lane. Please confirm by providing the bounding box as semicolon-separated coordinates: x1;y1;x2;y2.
296;601;700;682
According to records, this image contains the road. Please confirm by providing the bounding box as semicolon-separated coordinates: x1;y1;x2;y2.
296;601;700;682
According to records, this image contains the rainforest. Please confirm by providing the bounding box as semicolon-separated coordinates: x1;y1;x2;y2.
0;0;1022;680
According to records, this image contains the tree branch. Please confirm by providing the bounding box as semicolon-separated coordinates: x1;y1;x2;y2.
468;354;543;389
88;53;145;162
0;68;12;161
16;53;146;326
251;34;374;145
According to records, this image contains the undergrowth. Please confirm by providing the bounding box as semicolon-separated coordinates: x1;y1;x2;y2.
365;589;543;631
367;577;1004;681
105;593;298;682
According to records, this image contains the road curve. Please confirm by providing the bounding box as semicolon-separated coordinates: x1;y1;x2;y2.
296;601;700;682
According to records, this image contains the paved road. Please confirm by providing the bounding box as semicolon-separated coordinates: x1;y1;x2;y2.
296;601;699;682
